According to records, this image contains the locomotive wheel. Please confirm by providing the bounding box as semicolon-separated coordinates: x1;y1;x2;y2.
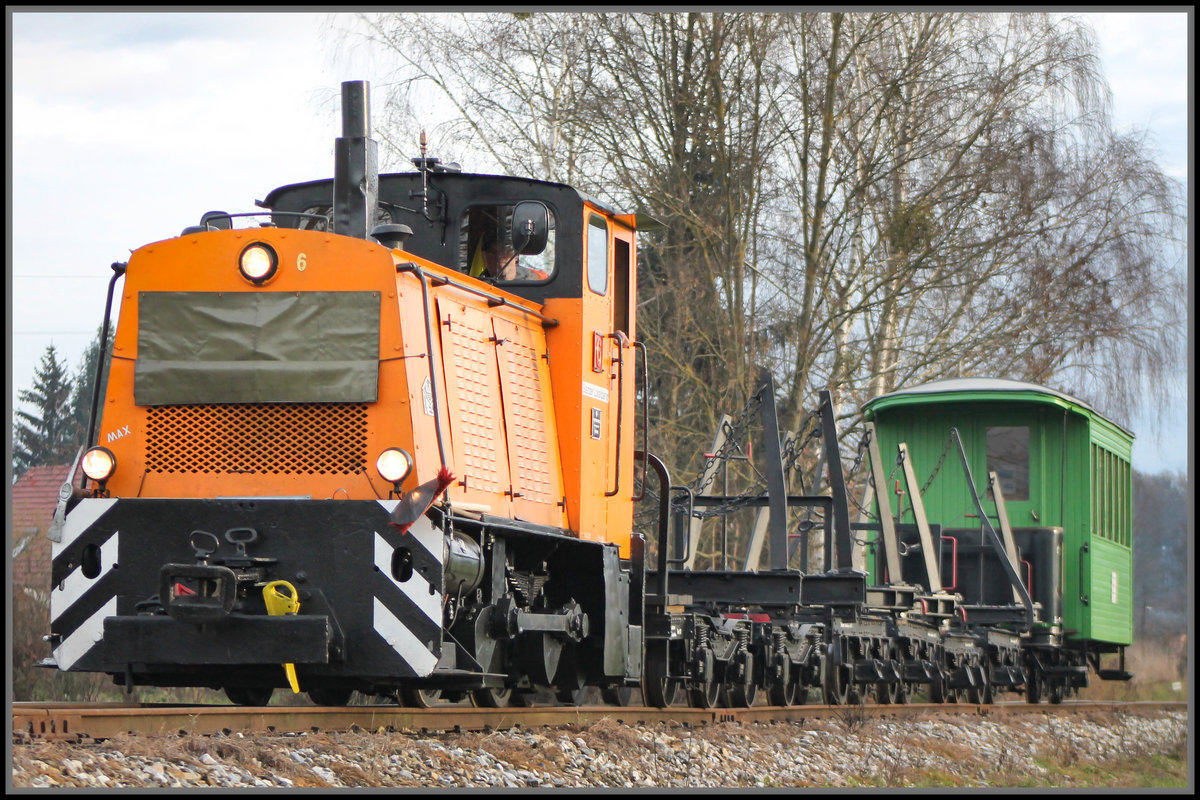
556;686;589;706
225;686;274;707
400;687;442;708
471;687;514;708
600;685;633;707
307;687;354;706
642;646;678;708
554;646;588;705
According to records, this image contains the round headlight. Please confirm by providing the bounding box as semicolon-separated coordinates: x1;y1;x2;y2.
376;447;414;484
81;447;117;482
239;242;279;284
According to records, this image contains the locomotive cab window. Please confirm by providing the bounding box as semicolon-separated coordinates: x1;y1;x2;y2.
460;203;555;283
587;214;608;295
987;425;1029;501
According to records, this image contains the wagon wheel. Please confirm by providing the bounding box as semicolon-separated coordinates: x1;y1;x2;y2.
981;661;995;705
928;666;947;703
727;678;758;708
400;687;442;708
966;658;986;705
892;648;912;705
943;657;963;703
823;652;852;706
225;686;274;707
792;669;811;706
768;657;798;707
768;678;797;707
1025;669;1043;704
690;675;721;709
307;687;355;706
690;645;721;709
642;644;678;708
600;685;634;706
1048;680;1066;705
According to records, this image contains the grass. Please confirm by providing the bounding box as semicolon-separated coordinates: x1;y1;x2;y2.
1077;640;1188;703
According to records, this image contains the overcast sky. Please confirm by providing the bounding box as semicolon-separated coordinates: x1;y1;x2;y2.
8;10;1191;477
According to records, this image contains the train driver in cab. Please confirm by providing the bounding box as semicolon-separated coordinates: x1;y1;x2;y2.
465;203;553;283
480;233;547;282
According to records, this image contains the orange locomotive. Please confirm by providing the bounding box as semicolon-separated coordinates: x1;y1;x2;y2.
48;81;644;706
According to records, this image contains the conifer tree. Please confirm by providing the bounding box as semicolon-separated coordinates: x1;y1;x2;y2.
68;326;116;449
12;344;76;478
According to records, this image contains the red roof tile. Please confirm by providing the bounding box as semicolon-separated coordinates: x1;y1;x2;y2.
11;464;82;588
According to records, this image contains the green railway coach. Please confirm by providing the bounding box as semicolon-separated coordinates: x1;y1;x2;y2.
862;378;1133;656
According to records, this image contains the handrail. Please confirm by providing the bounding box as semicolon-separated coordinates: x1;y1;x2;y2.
395;262;559;328
394;263;450;467
604;333;628;497
82;262;127;489
667;486;695;566
632;341;649;501
636;451;671;598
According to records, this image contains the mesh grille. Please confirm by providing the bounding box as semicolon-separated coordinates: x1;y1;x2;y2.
145;403;368;475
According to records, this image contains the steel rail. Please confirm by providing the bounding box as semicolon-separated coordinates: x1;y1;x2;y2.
12;700;1186;743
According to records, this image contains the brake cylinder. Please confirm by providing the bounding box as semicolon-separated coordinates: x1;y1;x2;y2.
444;531;486;595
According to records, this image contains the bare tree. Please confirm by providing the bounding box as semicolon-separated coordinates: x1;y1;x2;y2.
761;12;1184;441
335;10;1185;492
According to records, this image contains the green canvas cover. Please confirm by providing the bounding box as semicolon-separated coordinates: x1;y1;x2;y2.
135;291;380;405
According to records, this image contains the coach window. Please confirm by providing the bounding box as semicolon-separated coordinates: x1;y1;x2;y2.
987;426;1029;501
587;214;608;295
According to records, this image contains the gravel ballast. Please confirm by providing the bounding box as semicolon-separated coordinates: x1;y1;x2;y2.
11;709;1186;788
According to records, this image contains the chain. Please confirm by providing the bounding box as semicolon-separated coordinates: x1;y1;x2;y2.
690;391;763;497
780;408;822;474
920;432;956;496
847;429;876;520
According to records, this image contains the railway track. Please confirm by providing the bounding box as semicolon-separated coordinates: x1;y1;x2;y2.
13;700;1185;743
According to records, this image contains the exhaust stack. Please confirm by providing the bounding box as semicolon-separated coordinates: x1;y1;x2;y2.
333;80;379;240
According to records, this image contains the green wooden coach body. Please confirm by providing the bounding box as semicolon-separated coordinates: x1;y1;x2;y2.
862;379;1133;646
